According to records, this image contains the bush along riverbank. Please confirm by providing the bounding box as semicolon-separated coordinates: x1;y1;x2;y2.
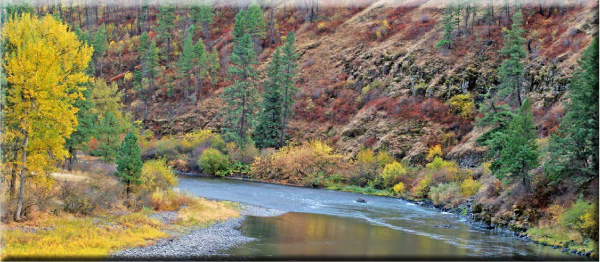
0;159;241;260
142;130;598;259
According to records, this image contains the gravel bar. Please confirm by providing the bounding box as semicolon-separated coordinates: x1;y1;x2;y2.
109;204;285;260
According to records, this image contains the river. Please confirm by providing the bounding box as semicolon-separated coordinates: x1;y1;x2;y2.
176;176;584;260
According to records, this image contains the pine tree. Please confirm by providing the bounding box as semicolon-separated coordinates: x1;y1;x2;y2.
546;37;599;185
437;6;454;49
194;38;208;99
254;48;283;148
116;132;143;199
477;7;527;158
64;87;97;170
497;6;527;107
233;10;247;41
279;31;299;146
221;34;259;147
207;48;221;84
93;24;107;76
233;4;265;43
157;4;176;63
178;25;195;104
192;1;214;47
245;2;266;39
492;98;538;190
142;40;159;118
95;112;122;163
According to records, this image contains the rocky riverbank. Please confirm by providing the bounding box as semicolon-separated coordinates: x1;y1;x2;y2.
109;204;285;260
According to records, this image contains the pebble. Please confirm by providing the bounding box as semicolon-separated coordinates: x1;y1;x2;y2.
109;204;285;260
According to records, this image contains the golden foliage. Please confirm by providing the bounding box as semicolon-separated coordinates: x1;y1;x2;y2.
448;94;475;120
250;140;344;184
393;182;405;196
140;159;178;193
380;161;407;185
2;14;92;184
426;145;443;161
459;177;481;197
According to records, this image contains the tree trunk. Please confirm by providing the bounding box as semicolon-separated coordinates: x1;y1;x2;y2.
504;2;510;26
464;4;470;36
9;167;17;199
15;132;29;221
269;0;275;45
166;36;171;65
203;21;211;48
280;78;289;147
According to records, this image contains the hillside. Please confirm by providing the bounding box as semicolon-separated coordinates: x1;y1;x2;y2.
2;0;598;258
89;0;597;168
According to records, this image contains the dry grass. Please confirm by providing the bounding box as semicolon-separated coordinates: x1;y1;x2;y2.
174;197;240;227
1;193;240;260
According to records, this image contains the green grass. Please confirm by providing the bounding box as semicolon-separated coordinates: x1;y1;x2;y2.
527;225;598;256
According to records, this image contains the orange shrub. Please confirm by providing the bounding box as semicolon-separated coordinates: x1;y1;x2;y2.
250;140;345;186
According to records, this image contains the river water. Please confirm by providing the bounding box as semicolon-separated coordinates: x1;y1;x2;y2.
176;176;584;260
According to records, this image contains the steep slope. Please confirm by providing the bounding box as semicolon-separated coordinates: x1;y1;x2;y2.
113;1;598;169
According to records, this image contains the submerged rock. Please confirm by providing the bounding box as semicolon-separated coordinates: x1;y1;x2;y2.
356;198;367;203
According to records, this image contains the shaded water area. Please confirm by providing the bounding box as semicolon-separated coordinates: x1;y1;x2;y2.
177;176;585;260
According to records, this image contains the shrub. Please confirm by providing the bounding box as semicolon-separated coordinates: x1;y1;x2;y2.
380;161;407;187
227;142;259;164
429;182;463;208
140;159;178;193
560;199;599;241
59;176;124;215
250;140;345;186
198;148;231;176
354;148;380;186
427;144;443;161
376;150;393;167
411;174;432;198
426;156;457;171
448;94;475;120
460;177;481;197
149;189;185;211
393;182;405;196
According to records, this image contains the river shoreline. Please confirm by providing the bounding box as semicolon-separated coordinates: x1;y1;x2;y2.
109;204;286;260
174;171;595;259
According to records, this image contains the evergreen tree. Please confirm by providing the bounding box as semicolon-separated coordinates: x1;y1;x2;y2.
546;37;599;185
437;6;454;49
157;4;176;63
477;7;526;158
116;132;143;198
178;25;195;104
492;98;538;190
245;2;266;38
64;87;97;170
233;10;247;41
221;34;259;147
93;24;107;76
142;40;159;118
497;6;527;107
233;4;265;42
254;48;283;148
134;32;150;93
279;31;299;146
192;1;214;47
207;48;221;84
194;38;208;99
95;112;122;163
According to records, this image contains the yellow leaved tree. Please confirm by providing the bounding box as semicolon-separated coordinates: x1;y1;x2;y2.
2;14;93;221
